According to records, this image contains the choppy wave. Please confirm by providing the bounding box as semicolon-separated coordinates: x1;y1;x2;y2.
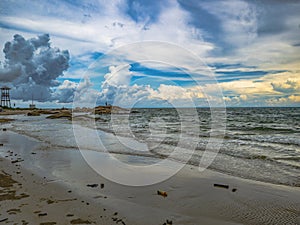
94;107;300;186
3;107;300;186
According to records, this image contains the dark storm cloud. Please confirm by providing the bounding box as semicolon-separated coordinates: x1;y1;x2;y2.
0;65;21;82
0;34;71;102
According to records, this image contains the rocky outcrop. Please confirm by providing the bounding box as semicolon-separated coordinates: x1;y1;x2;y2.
37;109;60;114
27;111;41;116
46;111;72;119
0;118;14;123
93;106;129;114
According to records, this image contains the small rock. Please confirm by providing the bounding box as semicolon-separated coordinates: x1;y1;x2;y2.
163;220;173;225
166;219;172;224
27;111;40;116
87;184;98;188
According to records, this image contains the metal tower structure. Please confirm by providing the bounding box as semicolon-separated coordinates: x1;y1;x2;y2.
1;86;11;108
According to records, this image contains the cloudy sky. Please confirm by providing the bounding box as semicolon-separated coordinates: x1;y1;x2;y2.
0;0;299;108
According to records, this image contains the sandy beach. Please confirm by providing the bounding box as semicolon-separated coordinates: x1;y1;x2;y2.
0;119;300;225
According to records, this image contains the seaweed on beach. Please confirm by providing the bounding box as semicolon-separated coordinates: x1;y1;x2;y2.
0;170;29;201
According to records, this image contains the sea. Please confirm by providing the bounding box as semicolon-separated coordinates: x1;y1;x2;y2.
5;107;300;187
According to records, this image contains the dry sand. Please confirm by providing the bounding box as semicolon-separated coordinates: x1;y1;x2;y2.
0;129;300;224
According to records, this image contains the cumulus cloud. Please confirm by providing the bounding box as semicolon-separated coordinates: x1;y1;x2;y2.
288;95;300;103
266;95;300;105
271;79;300;94
96;64;208;107
149;84;204;101
55;76;94;103
0;33;71;102
213;71;300;106
98;65;131;103
239;94;248;101
104;65;132;87
97;65;151;106
0;65;21;82
222;95;247;104
55;80;78;103
1;1;298;107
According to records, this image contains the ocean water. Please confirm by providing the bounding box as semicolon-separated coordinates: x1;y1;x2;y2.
93;107;300;186
5;107;300;186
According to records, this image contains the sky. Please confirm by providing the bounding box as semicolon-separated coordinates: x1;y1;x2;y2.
0;0;299;108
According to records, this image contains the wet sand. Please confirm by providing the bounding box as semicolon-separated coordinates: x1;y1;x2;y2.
0;129;300;224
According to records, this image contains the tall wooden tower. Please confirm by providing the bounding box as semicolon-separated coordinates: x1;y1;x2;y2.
1;86;11;108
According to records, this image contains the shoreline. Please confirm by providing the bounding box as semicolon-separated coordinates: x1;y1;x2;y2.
1;130;300;224
4;113;299;188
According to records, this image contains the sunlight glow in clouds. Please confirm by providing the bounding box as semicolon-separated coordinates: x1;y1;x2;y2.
0;0;299;107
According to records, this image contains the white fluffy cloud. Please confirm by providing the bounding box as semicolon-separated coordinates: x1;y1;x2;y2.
219;71;300;105
271;79;300;94
56;76;100;105
1;0;299;107
94;64;211;108
149;84;204;101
